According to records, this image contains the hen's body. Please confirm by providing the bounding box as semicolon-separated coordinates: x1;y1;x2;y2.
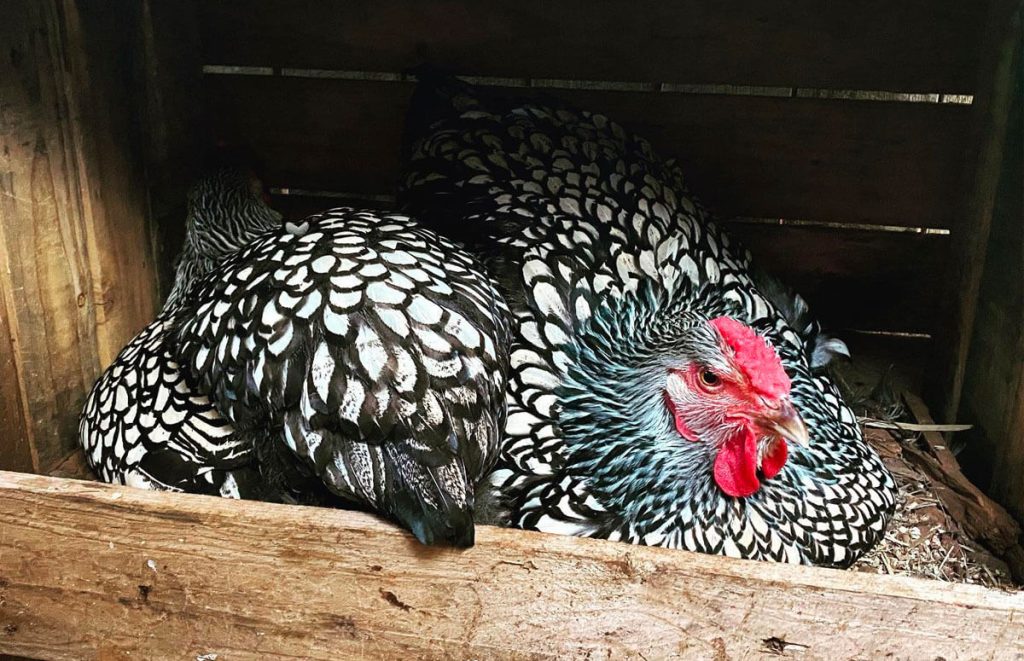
170;209;511;545
81;172;512;545
400;77;896;565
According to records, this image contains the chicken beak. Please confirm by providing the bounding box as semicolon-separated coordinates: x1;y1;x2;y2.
759;399;810;448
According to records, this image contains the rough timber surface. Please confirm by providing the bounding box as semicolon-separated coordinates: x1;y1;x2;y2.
196;0;985;93
1;472;1023;660
0;0;160;473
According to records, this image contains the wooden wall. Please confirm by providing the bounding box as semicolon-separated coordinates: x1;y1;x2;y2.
0;1;160;473
959;26;1023;518
0;0;202;474
193;1;987;340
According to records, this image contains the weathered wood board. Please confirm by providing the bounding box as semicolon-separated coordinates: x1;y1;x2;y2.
931;0;1023;424
0;0;160;473
959;22;1024;522
1;471;1022;660
196;0;986;93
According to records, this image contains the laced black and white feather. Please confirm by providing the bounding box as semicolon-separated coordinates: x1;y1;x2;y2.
399;75;896;566
170;209;511;546
80;168;282;498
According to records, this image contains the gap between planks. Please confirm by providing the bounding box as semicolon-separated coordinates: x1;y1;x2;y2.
200;66;975;106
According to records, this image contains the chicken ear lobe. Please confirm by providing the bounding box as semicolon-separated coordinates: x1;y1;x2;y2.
712;426;761;498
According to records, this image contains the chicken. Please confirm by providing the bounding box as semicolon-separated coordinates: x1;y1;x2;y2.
169;208;511;546
398;74;896;565
81;167;512;547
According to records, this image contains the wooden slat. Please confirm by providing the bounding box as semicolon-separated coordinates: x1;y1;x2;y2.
0;0;160;472
196;0;987;93
2;472;1023;659
269;194;949;334
959;34;1024;521
932;1;1023;425
139;0;205;300
205;75;971;229
69;1;162;369
0;295;33;473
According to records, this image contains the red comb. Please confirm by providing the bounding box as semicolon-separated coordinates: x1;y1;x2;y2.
710;317;790;399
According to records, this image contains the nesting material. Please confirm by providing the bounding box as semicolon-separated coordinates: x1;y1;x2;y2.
853;426;1015;588
835;364;1021;589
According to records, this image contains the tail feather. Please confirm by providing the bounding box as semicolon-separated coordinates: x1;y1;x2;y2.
384;441;476;547
751;267;850;372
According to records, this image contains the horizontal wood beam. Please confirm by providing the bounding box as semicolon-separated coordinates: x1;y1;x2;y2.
196;0;986;93
1;471;1022;659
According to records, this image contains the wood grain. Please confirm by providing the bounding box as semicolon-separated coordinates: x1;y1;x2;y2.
959;37;1024;523
196;0;986;93
0;1;162;472
1;471;1023;660
0;293;33;473
67;1;161;368
931;1;1023;423
204;75;972;229
138;0;205;301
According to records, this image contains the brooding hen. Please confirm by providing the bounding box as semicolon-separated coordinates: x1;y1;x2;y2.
81;168;511;546
399;75;896;565
169;208;511;546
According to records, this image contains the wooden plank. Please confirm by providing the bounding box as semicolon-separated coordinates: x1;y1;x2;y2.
0;296;33;474
1;471;1023;659
67;1;161;369
205;75;972;229
0;1;161;472
959;41;1024;523
269;194;949;334
0;0;102;472
138;0;205;301
931;2;1023;424
196;0;987;93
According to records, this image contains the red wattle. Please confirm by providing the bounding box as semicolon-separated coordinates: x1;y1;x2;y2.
761;439;788;479
713;426;760;497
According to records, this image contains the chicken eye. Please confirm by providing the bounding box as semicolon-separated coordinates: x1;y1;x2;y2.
699;369;722;389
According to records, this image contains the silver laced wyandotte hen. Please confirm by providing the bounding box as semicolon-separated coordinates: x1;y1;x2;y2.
398;73;896;566
81;164;512;547
170;209;511;545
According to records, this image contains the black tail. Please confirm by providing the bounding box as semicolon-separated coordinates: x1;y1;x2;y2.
384;441;477;548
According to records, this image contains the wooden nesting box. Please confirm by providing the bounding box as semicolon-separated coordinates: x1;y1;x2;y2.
1;1;1022;658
